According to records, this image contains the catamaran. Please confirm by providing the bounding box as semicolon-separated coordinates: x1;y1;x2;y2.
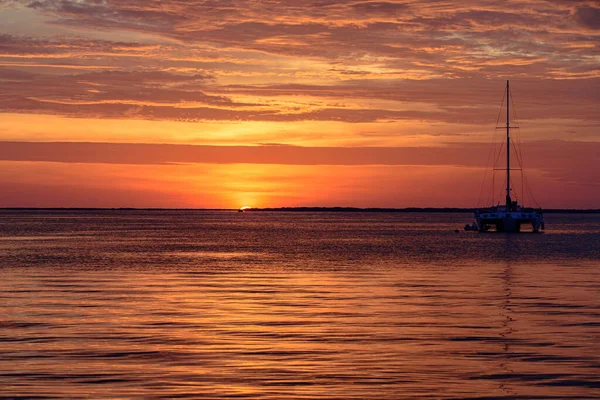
466;81;544;233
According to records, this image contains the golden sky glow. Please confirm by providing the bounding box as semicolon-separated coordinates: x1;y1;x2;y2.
1;1;599;208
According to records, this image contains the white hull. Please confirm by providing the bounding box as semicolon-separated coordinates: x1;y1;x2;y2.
474;206;544;232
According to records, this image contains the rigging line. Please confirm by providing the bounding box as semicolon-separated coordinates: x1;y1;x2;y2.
502;172;508;205
511;140;523;170
477;88;506;208
494;137;506;167
521;170;525;206
477;126;497;207
508;92;526;205
523;173;541;208
521;159;540;208
477;127;499;207
509;86;539;208
524;177;536;208
491;170;495;206
511;92;528;180
509;89;526;170
517;135;525;170
477;159;490;208
496;88;507;128
508;90;519;161
511;138;528;204
520;162;536;207
485;169;494;206
491;136;506;206
509;88;523;204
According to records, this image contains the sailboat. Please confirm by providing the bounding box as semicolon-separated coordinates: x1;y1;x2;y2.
467;81;545;233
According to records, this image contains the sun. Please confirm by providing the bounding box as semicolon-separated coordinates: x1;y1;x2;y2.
238;206;252;212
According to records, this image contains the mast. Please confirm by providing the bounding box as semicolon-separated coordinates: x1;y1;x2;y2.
506;80;511;210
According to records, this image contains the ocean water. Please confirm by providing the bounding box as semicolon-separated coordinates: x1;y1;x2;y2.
1;210;599;399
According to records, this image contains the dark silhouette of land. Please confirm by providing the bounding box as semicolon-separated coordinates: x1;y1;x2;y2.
243;207;600;213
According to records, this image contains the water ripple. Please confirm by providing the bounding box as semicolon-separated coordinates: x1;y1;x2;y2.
0;210;599;398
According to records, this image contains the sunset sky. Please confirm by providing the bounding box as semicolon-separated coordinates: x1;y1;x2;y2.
1;0;598;208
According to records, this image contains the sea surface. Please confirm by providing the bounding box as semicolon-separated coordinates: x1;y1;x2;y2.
1;210;599;399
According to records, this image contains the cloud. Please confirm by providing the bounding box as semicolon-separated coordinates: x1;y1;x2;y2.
573;6;600;30
0;67;242;111
2;69;599;123
0;33;159;56
74;70;212;85
0;140;597;169
0;2;597;132
351;2;409;16
222;78;600;123
0;1;598;209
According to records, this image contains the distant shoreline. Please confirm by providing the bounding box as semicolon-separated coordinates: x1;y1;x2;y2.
1;207;599;214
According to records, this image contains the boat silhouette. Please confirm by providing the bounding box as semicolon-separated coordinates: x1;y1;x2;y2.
466;81;544;233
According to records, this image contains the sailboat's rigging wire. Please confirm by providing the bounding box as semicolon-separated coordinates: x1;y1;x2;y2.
489;132;506;205
511;140;522;199
524;173;541;208
491;170;495;206
509;89;524;203
502;173;507;206
521;170;524;206
509;85;539;208
494;137;506;169
476;83;542;209
476;89;506;207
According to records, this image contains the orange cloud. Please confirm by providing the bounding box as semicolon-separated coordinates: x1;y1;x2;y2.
0;1;598;208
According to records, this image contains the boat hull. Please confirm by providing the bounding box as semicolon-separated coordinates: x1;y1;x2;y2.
474;209;544;233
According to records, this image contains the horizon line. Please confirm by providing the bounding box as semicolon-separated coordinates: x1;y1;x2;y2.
1;207;599;213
